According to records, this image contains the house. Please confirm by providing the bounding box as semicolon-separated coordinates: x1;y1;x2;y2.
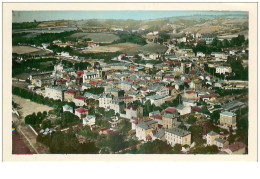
75;108;88;119
125;104;143;120
219;111;237;128
165;128;191;146
189;80;202;90
183;90;198;99
150;114;163;125
162;113;177;129
73;96;86;107
63;104;73;113
213;138;229;150
99;94;113;109
136;120;158;142
83;115;96;126
182;98;197;107
146;95;165;106
151;129;166;141
206;131;220;146
121;81;133;91
224;142;246;154
215;66;232;75
64;89;80;102
176;105;191;115
130;118;138;130
196;52;205;57
155;86;170;96
44;85;67;101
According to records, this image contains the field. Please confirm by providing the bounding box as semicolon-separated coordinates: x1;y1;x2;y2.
12;46;51;55
81;42;141;54
70;32;119;43
12;95;53;117
13;46;41;54
138;43;167;54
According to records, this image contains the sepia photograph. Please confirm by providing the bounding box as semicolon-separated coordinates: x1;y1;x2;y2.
2;2;258;161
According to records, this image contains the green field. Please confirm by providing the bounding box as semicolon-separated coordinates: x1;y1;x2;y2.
70;32;120;43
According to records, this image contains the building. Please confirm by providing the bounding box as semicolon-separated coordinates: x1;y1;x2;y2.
206;131;220;146
182;98;197;107
44;85;67;101
176;105;191;115
75;108;88;119
183;91;198;100
63;104;73;113
213;138;229;150
215;66;232;75
125;104;143;120
121;81;133;91
64;89;80;102
219;111;237;127
165;128;191;146
224;142;246;154
155;86;170;96
136;120;158;142
73;96;86;107
162;113;177;129
99;94;113;109
83;115;96;126
146;95;165;106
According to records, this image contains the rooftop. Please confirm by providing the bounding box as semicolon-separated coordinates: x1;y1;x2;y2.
166;128;191;137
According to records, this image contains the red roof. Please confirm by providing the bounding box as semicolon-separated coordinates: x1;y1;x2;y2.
75;96;86;101
184;79;190;83
152;114;162;120
127;104;138;110
76;71;84;76
165;107;177;114
141;88;147;91
146;135;152;141
167;86;174;90
107;130;115;135
186;91;197;94
74;77;81;81
226;142;246;152
66;89;77;95
192;106;202;113
75;108;88;114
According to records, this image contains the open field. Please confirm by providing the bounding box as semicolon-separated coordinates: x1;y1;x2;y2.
12;46;51;55
70;32;119;43
82;42;141;54
138;43;167;54
12;95;53;117
13;46;41;54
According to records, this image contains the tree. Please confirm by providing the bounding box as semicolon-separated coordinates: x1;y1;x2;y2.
210;111;220;124
172;144;182;154
138;139;173;154
187;114;196;124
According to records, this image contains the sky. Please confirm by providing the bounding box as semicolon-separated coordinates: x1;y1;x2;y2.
12;11;248;23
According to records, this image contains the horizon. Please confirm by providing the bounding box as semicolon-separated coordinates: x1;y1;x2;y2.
12;11;248;23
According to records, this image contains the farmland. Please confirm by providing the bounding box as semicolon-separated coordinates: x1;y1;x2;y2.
81;42;141;54
70;32;120;43
12;46;41;54
12;46;51;55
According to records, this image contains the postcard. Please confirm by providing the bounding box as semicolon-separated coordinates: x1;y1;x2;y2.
2;2;258;161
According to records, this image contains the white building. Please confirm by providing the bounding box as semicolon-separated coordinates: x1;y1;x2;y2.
206;131;219;146
175;105;191;115
121;81;133;91
155;86;169;96
215;66;232;75
63;104;73;113
44;85;67;101
83;115;96;126
99;94;113;109
136;120;158;142
125;104;143;119
73;96;86;107
165;128;191;146
146;95;165;106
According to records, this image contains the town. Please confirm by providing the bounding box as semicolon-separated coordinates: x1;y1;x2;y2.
12;14;249;154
